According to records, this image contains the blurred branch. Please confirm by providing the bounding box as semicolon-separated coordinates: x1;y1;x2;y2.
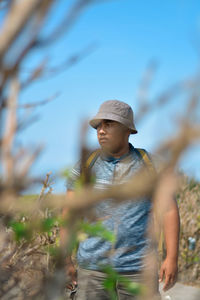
21;59;47;89
136;69;200;124
21;43;97;83
39;0;114;47
35;172;53;217
16;145;43;179
1;75;19;181
17;93;60;109
0;0;42;60
17;114;40;132
137;60;158;108
38;0;95;46
0;0;11;10
0;0;53;99
42;43;97;78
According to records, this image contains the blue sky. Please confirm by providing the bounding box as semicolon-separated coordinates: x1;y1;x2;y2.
4;0;200;193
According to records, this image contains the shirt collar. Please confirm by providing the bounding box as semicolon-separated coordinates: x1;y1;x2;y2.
100;143;135;163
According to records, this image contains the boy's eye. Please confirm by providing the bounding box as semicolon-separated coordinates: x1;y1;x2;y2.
106;121;113;125
97;120;115;130
105;122;112;128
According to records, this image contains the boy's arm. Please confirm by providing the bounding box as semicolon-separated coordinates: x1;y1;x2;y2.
159;196;180;291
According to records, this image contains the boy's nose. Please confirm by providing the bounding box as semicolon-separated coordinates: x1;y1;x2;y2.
99;126;105;133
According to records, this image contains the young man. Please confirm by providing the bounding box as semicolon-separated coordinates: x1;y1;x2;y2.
62;100;180;299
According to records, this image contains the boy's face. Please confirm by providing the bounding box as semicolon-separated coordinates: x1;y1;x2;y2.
96;119;130;154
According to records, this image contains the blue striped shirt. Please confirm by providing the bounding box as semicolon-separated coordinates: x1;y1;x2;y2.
66;143;154;272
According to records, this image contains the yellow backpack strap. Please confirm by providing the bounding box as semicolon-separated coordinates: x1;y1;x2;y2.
85;149;101;169
80;149;100;185
135;148;156;174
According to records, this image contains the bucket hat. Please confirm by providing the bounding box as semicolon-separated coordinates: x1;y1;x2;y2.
89;100;138;134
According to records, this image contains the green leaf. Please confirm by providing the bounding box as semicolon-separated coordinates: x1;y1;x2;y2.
74;177;84;190
9;221;31;241
194;256;200;263
118;276;143;296
61;168;71;179
103;278;116;290
81;221;116;243
101;265;143;297
101;265;118;280
103;278;117;300
48;245;59;257
42;217;55;232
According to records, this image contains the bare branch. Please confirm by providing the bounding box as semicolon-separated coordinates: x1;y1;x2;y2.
1;75;19;181
0;0;41;59
17;93;60;109
21;59;47;89
38;0;95;46
42;43;97;78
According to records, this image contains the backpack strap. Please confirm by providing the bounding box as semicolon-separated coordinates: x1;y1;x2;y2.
85;149;101;169
80;149;101;185
86;148;156;173
134;148;156;174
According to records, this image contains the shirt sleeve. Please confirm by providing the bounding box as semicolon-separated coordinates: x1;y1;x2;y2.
65;159;81;191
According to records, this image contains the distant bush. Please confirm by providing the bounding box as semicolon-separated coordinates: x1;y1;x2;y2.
176;175;200;285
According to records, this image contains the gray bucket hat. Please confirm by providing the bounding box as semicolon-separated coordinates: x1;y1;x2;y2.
89;100;138;134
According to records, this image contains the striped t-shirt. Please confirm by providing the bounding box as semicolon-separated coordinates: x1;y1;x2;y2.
66;143;154;272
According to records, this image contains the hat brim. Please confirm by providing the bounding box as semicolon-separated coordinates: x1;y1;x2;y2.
89;113;138;134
